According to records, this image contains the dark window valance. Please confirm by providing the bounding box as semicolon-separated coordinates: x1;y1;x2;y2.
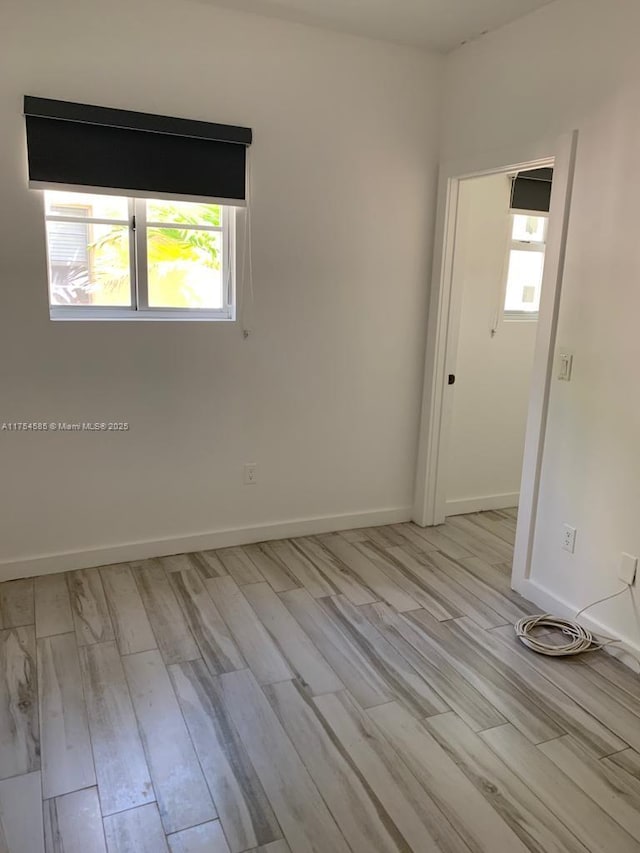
24;96;252;205
510;167;553;214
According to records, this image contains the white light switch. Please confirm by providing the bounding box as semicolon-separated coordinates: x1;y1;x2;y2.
558;352;573;381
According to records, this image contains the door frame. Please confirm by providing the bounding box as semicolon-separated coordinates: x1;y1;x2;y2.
412;131;578;591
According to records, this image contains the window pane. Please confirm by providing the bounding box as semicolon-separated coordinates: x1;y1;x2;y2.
504;249;545;313
45;190;128;220
146;199;222;228
47;221;131;306
146;227;223;309
511;214;546;243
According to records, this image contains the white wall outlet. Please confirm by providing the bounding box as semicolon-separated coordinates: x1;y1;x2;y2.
558;352;573;381
244;463;258;485
619;553;638;586
562;524;577;553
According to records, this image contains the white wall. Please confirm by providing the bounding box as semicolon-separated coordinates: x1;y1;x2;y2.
442;0;640;650
0;0;442;577
445;173;537;515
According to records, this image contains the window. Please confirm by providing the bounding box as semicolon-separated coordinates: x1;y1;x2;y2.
44;190;234;320
503;213;547;318
28;98;251;320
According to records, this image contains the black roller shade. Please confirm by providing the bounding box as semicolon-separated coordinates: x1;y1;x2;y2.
24;96;252;204
510;167;553;214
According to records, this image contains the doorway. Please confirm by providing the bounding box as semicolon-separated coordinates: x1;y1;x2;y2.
445;168;550;517
413;132;578;597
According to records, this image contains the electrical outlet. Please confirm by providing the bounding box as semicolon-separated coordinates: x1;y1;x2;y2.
244;463;258;485
562;524;576;553
619;553;638;586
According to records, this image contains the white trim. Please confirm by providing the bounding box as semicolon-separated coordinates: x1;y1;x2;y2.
512;133;578;589
49;307;234;321
128;196;137;308
509;207;552;217
413;132;579;597
0;506;412;582
445;493;519;516
225;206;236;317
514;576;640;674
134;196;149;309
508;242;547;254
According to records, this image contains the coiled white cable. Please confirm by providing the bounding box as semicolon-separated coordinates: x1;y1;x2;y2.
514;585;629;657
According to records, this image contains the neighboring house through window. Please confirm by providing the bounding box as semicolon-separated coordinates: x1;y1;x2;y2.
47;203;91;304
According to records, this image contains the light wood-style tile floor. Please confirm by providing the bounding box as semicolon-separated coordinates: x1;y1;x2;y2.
2;508;640;852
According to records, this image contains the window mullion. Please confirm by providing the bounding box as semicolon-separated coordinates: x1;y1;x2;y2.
123;198;136;310
223;206;232;316
134;198;149;310
46;215;130;226
510;241;545;253
145;221;223;232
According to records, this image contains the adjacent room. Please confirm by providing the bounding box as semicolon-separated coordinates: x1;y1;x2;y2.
1;0;640;850
444;167;552;518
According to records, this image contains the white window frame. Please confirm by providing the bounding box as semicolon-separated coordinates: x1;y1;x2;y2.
45;193;235;321
501;210;548;322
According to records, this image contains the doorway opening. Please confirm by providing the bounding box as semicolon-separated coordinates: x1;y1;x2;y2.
445;168;551;518
413;133;577;598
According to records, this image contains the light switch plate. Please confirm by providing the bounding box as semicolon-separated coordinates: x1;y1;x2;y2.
558;352;573;381
243;463;258;485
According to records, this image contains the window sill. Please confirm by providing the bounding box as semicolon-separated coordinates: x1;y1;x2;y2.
49;308;235;322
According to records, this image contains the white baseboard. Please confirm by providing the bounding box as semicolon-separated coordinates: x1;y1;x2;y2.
0;506;412;582
445;492;519;516
513;576;640;673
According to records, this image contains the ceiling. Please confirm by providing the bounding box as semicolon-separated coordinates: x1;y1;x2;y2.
201;0;555;52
